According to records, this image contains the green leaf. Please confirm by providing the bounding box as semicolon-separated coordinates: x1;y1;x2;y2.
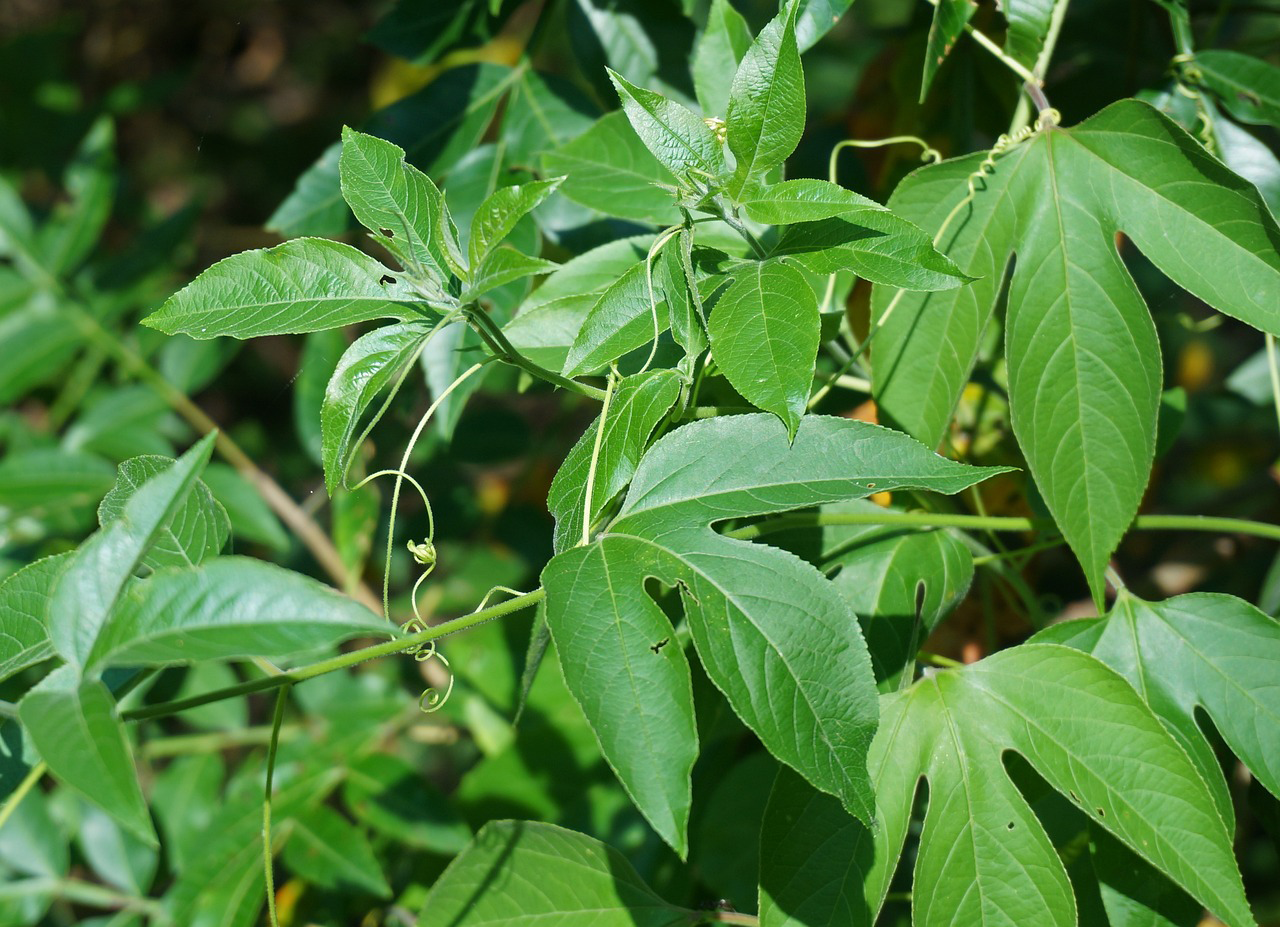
341;753;472;854
562;258;669;377
502;68;598;165
48;433;215;668
1033;591;1280;816
145;238;437;340
266;141;348;238
1001;0;1055;69
0;300;83;404
338;126;448;279
764;183;968;290
85;557;388;672
547;369;683;554
19;667;154;844
607;69;726;182
0;449;114;529
1194;50;1280;127
708;259;818;437
464;247;558;301
151;754;224;872
321;320;436;495
872;100;1280;603
420;821;692;927
98;456;230;571
293;328;347;467
726;2;804;194
792;0;853;51
760;645;1253;927
504;236;652;371
693;0;753;116
0;553;71;683
281;805;390;897
200;464;291;552
543;414;1009;851
921;0;976;100
40;116;116;275
75;800;158;896
268;64;514;239
64;386;175;460
468;177;562;270
544;112;680;224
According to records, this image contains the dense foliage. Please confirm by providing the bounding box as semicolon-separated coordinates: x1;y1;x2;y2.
2;1;1280;925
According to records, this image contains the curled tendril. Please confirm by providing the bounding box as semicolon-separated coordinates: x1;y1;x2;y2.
400;617;454;713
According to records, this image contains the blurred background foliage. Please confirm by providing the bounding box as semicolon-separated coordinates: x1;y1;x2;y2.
0;1;1278;925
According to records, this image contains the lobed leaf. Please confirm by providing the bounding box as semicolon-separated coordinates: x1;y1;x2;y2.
543;414;1010;852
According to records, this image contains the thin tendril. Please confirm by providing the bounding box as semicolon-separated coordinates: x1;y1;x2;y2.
1267;333;1280;438
641;227;683;374
582;367;619;546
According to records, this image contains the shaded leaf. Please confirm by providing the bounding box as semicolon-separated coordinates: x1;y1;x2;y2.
1195;49;1280;127
19;667;153;844
0;553;71;683
341;753;472;854
420;821;692;927
281;805;390;897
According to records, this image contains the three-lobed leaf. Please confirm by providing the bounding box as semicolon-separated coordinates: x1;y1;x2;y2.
760;644;1254;927
872;100;1280;604
542;414;1010;853
145;238;438;340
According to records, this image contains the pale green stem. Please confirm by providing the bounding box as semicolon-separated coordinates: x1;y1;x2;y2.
923;0;1041;86
0;762;46;831
582;369;618;546
121;588;545;723
263;684;291;927
1266;333;1280;437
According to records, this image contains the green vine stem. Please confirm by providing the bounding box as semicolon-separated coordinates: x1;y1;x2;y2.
0;877;163;918
726;511;1280;543
121;588;546;723
463;304;607;400
263;684;291;927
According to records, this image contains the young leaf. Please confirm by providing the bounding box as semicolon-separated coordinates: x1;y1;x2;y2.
85;557;388;671
1034;591;1280;815
708;259;818;437
1194;49;1280;127
420;821;693;927
48;433;216;669
543;112;680;224
547;369;683;554
467;177;563;270
464;247;558;302
769;200;969;290
338;126;448;278
18;667;154;844
607;69;727;182
760;645;1253;927
562;258;671;376
144;238;438;340
281;805;391;897
321;320;436;495
872;100;1280;604
0;552;71;683
726;2;804;195
504;236;652;371
1002;0;1055;69
98;456;230;571
693;0;753;116
542;414;1011;851
921;0;976;100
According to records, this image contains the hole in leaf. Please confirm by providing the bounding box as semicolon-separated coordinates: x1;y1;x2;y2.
379;274;396;285
1096;807;1105;817
650;639;669;654
1006;821;1015;830
1069;791;1079;802
379;228;394;237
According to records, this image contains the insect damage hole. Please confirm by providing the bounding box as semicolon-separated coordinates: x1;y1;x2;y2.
379;274;397;285
379;227;395;237
650;639;669;654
